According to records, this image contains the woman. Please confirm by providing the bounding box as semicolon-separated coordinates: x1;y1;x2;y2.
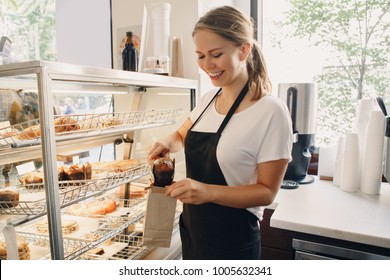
148;6;293;260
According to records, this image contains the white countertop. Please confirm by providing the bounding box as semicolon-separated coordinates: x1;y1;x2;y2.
269;176;390;249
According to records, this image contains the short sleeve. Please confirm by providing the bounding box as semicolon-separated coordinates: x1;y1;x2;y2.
256;99;293;163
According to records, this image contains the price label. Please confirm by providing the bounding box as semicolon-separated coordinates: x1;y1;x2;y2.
16;161;36;175
73;155;80;164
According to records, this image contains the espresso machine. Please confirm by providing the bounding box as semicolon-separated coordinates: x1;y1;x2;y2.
278;83;318;185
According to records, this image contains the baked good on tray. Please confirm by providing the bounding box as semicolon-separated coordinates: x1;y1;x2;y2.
17;125;41;140
12;116;80;141
19;162;92;188
54;116;80;133
65;198;117;217
0;240;30;260
87;247;105;255
115;185;146;199
19;171;44;187
93;159;141;174
35;218;79;235
1;129;19;138
0;190;20;208
101;116;122;127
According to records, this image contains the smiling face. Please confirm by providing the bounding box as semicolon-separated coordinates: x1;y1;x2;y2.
193;29;248;88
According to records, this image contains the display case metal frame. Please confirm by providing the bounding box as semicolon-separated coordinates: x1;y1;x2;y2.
0;60;197;259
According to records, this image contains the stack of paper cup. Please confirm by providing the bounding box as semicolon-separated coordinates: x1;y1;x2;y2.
356;98;374;151
360;110;385;194
340;132;360;192
318;145;337;180
333;135;346;187
151;2;171;59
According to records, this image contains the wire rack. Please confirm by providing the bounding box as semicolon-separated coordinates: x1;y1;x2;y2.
0;163;150;215
0;109;182;149
13;199;145;260
76;231;150;260
77;201;183;260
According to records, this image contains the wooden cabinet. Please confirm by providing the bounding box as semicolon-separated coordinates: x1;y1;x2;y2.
261;208;390;260
260;208;294;260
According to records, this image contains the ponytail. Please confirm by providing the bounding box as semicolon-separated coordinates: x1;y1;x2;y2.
247;42;272;100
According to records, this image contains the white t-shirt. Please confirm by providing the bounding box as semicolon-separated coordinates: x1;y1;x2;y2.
189;90;293;219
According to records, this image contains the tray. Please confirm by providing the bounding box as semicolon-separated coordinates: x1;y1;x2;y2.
1;231;91;260
15;208;143;260
0;109;182;148
0;163;149;215
76;201;183;260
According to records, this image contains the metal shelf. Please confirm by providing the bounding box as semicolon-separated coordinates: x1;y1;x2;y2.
0;164;150;215
0;110;181;165
0;60;196;260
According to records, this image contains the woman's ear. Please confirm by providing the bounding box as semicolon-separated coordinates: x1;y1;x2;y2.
240;42;251;61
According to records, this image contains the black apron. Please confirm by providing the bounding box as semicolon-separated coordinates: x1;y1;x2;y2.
180;82;261;260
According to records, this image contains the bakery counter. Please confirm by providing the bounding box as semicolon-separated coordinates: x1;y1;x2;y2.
269;177;390;249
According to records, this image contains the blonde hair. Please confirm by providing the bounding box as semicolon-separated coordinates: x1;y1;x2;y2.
193;6;271;100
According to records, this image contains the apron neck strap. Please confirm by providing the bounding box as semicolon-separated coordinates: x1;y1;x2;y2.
217;81;249;134
190;88;222;130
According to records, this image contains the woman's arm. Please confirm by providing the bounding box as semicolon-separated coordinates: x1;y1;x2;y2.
148;117;193;161
165;158;289;208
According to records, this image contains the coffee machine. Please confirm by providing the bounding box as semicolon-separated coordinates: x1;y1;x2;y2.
278;83;318;184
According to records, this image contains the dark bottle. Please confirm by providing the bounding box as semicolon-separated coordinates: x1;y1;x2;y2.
122;31;138;71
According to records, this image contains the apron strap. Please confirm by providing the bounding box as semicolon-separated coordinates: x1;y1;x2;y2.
217;81;249;134
189;88;222;130
190;81;249;134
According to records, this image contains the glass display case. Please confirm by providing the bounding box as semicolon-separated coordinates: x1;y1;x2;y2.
0;60;197;260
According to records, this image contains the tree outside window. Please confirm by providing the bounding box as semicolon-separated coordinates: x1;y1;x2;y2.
264;0;390;145
0;0;56;62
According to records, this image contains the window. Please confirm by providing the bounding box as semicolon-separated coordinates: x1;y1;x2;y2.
262;0;390;145
0;0;56;62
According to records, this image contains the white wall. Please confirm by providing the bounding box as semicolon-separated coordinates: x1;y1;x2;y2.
56;0;111;68
111;0;199;81
55;0;253;96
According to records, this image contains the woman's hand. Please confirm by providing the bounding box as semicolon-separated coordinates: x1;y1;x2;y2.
148;140;170;161
147;118;192;162
165;178;212;205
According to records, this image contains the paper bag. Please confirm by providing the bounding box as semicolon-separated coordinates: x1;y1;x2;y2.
143;186;177;248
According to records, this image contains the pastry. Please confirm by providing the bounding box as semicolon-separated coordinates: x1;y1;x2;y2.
65;203;89;216
1;129;19;138
87;247;105;255
85;201;106;216
66;164;85;180
18;125;40;140
115;185;146;199
36;218;79;235
84;162;92;180
58;162;92;181
19;163;92;188
66;198;116;217
102;199;116;214
19;171;44;187
109;159;141;173
101;116;122;127
54;116;80;133
0;190;20;208
152;157;175;187
57;166;69;181
92;159;141;174
0;241;30;260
